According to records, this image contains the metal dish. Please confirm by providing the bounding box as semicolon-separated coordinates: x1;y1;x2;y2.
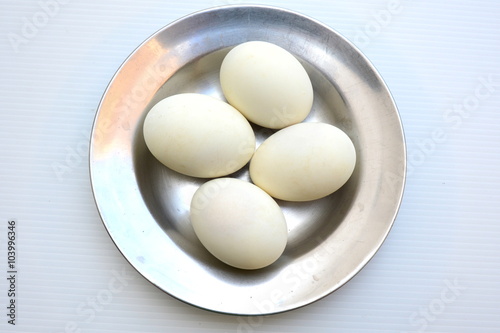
90;5;406;315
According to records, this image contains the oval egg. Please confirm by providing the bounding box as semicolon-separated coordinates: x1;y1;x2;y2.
220;41;313;129
143;93;255;178
190;178;288;270
250;122;356;201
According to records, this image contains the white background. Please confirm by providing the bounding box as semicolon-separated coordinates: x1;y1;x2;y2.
1;0;500;332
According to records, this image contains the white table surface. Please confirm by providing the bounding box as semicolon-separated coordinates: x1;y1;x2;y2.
1;1;500;332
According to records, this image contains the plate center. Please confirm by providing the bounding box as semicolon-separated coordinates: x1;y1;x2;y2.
133;48;359;265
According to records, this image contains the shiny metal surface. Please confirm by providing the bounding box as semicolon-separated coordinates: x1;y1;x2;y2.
89;5;406;315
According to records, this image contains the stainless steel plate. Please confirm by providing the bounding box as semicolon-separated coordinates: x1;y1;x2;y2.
90;5;406;315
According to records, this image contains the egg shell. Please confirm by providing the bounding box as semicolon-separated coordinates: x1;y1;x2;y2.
220;41;313;129
249;122;356;201
190;178;288;270
143;93;255;178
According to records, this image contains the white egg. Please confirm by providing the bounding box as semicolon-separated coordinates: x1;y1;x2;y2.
250;122;356;201
220;41;313;129
143;93;255;178
190;178;288;270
